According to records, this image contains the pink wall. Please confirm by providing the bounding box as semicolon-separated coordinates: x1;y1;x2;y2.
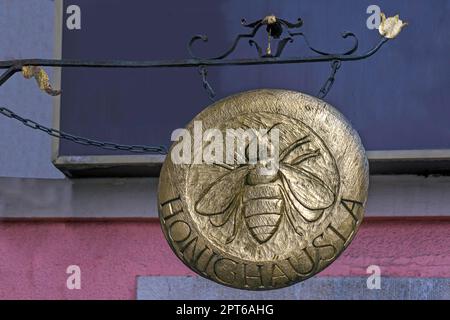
0;219;449;299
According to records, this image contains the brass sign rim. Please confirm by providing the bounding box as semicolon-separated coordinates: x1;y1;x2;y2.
158;89;368;290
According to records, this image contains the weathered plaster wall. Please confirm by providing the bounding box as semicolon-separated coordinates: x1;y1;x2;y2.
0;219;449;299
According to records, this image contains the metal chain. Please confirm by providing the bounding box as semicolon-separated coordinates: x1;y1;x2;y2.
318;60;341;99
1;59;342;154
199;66;216;101
0;106;168;155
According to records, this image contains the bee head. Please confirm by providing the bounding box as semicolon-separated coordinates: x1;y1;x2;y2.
247;161;280;185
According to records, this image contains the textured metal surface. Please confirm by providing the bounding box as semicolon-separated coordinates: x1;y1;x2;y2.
158;89;369;290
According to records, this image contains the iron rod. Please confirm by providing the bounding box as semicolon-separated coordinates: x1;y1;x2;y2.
0;39;388;70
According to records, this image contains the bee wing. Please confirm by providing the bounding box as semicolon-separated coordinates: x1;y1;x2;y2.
209;195;238;227
195;166;248;216
280;163;335;222
284;189;325;224
196;168;245;244
282;191;306;236
224;194;242;244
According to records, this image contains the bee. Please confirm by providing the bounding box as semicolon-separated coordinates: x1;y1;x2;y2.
195;126;336;245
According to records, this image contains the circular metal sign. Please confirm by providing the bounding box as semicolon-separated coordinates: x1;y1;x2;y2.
158;89;368;290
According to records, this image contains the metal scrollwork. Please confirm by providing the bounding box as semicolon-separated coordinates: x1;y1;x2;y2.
288;31;359;56
185;14;398;98
0;12;406;155
188;15;362;62
188;15;303;60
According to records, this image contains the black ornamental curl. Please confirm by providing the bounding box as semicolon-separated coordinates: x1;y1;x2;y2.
187;15;360;59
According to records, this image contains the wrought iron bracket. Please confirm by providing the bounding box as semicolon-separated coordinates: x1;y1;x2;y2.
0;12;406;154
0;13;406;99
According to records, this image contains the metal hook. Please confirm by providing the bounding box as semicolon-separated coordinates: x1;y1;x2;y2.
318;60;341;99
198;66;216;101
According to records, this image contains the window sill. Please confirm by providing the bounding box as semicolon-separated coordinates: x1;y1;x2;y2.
53;150;450;178
1;175;450;220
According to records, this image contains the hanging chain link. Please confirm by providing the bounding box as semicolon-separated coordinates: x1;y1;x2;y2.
0;106;168;155
199;61;342;102
198;66;216;101
318;60;341;99
0;61;342;154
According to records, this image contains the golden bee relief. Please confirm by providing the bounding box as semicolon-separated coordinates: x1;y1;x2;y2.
158;89;368;290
